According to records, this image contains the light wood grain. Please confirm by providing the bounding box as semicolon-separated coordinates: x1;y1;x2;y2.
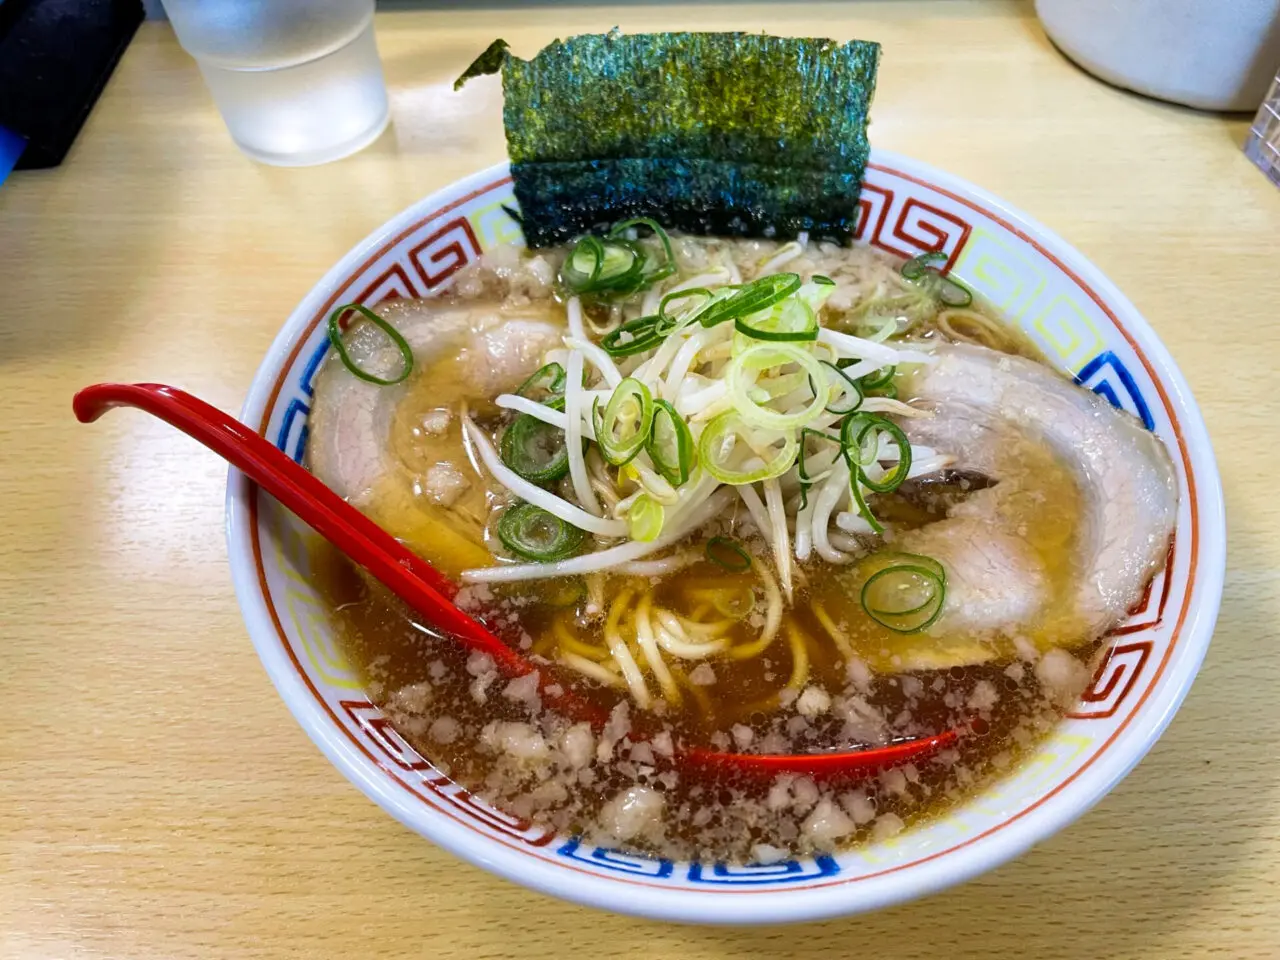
2;3;1277;958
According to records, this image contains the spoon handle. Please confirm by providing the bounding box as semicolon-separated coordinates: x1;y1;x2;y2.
72;382;527;675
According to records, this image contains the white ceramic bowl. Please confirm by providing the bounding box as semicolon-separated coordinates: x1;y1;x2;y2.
226;152;1225;924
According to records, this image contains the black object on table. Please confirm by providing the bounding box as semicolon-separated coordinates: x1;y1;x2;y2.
0;0;144;170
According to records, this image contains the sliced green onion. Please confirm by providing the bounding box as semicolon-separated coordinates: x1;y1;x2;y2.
705;536;752;572
560;236;647;297
628;493;665;542
497;502;587;562
841;414;879;469
841;413;912;493
657;287;720;333
601;314;664;357
812;274;835;285
863;565;945;631
597;240;645;288
500;413;569;484
860;553;947;633
609;217;676;283
726;342;827;431
646;399;695;486
698;411;799;484
867;553;946;615
860;362;899;400
735;297;818;342
561;236;606;290
859;364;896;392
839;415;887;534
901;250;972;308
818;360;863;415
516;362;567;403
542;576;587;607
797;428;841;510
848;470;884;535
328;304;414;386
796;277;837;314
561;219;677;300
859;363;898;399
592;377;655;467
797;428;841;479
879;551;946;582
659;287;710;317
857;316;900;344
698;273;801;328
900;251;947;281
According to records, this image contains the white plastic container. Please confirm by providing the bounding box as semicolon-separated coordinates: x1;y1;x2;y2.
1036;0;1280;112
160;0;389;166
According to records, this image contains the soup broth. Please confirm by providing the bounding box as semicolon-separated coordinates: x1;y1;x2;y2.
308;235;1165;862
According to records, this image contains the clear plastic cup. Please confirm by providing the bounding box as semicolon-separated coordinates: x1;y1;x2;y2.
160;0;389;166
1244;67;1280;189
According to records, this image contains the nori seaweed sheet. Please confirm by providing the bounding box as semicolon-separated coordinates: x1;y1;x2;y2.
458;31;880;248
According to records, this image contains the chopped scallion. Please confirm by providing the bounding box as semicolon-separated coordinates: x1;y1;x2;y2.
698;411;798;484
860;553;947;633
698;273;801;328
516;362;567;403
901;250;972;308
646;399;695;486
600;314;665;357
841;413;912;493
592;377;655;466
705;536;752;572
900;250;948;281
726;342;827;431
560;235;606;290
657;287;715;333
497;502;587;561
797;428;841;510
734;297;818;342
560;218;678;301
500;413;570;484
327;303;414;386
817;360;863;415
859;364;896;392
609;217;676;284
628;493;664;542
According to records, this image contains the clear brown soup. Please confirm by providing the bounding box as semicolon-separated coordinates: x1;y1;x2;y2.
311;239;1109;863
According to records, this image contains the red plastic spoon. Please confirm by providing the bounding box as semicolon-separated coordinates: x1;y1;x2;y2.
73;382;957;778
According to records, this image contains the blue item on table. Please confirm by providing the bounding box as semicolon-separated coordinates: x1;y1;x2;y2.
0;123;24;186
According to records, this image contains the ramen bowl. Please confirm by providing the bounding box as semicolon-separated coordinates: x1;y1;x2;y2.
225;151;1225;924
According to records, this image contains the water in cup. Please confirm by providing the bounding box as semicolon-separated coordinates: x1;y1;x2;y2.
161;0;389;166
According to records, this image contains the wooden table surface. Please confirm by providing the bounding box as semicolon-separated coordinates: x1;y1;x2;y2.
3;3;1278;957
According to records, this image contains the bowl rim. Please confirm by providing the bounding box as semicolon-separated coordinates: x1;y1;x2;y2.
224;150;1226;924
